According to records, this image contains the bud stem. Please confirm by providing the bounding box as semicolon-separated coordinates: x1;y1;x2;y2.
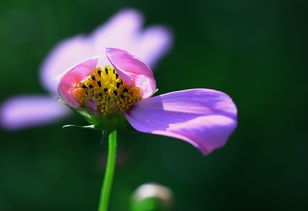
98;130;117;211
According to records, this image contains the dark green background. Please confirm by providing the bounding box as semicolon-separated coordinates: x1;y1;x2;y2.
1;0;307;210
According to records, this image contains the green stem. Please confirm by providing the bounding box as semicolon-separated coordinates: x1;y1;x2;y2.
98;130;117;211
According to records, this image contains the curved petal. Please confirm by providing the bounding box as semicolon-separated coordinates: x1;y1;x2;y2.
91;9;173;68
125;89;237;155
135;26;173;67
106;48;156;99
91;9;143;56
40;35;93;94
0;96;68;130
40;9;172;95
40;9;143;94
58;58;98;107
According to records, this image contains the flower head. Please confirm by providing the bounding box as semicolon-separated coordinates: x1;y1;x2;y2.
58;48;237;155
0;9;172;130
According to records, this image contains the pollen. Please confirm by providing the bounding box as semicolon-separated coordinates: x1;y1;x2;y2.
76;65;142;115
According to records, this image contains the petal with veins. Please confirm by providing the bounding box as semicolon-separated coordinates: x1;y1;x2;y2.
58;58;98;107
106;48;156;99
125;89;237;154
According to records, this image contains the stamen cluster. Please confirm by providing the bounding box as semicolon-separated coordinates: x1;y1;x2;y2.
76;65;141;115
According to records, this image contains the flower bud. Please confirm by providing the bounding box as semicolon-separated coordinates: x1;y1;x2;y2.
131;183;174;211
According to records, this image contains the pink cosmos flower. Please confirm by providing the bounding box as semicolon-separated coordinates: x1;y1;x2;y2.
0;9;172;130
58;48;237;155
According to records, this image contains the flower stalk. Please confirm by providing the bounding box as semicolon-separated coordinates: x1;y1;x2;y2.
98;130;117;211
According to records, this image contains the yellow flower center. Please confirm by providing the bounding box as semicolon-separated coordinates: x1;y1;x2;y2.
76;65;142;115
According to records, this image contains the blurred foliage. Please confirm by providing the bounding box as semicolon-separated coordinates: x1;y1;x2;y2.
131;198;167;211
0;0;308;210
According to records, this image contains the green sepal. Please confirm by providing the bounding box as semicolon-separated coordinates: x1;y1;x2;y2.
62;124;95;129
89;112;128;132
57;97;129;133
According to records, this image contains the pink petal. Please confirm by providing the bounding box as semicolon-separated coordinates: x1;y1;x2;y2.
91;9;173;67
40;9;143;94
91;9;143;56
0;96;68;130
125;89;237;155
106;48;156;99
135;26;173;67
40;35;92;94
40;9;172;95
58;58;98;107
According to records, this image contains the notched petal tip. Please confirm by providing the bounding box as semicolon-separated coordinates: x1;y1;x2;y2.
106;48;156;98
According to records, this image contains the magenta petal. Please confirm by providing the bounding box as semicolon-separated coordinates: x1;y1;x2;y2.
58;58;98;107
125;89;237;155
40;35;92;94
0;96;68;130
106;48;156;98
